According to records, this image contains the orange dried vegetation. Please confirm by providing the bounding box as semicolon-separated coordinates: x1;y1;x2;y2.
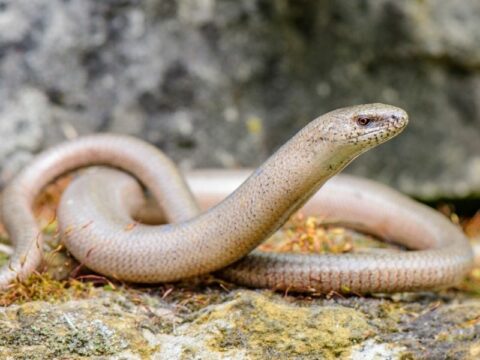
259;213;354;254
464;211;480;238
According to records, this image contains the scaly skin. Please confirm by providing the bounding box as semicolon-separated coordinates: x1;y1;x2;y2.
186;170;473;292
0;103;474;293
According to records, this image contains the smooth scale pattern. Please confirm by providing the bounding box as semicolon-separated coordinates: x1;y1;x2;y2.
0;103;474;293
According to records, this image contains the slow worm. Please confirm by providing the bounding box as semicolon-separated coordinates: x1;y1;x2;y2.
0;103;474;293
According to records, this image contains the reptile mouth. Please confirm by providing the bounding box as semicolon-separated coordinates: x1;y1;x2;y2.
346;128;384;141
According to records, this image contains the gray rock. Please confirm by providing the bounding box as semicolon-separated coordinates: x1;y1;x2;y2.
0;0;479;199
0;88;51;184
0;288;478;359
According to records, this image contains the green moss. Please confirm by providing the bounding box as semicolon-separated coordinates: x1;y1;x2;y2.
0;251;9;267
0;273;95;306
0;293;163;358
187;291;374;359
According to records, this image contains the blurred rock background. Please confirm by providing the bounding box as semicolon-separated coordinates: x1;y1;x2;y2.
0;0;479;199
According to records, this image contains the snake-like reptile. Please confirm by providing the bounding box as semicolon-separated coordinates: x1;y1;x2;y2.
0;103;474;293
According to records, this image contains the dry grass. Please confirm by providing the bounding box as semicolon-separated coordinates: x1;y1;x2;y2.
0;272;95;306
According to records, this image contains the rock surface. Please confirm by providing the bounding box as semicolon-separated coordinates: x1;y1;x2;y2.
0;288;479;359
0;0;479;198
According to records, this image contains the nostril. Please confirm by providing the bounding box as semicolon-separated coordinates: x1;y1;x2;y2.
391;115;399;121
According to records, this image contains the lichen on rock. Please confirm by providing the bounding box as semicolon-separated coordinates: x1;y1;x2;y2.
154;291;373;359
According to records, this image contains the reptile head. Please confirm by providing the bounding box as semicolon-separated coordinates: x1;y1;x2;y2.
291;103;408;176
324;103;408;147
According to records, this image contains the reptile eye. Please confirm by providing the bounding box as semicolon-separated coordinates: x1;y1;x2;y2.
356;117;371;126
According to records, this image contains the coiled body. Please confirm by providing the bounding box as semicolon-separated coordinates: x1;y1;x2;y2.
0;103;474;293
187;170;473;292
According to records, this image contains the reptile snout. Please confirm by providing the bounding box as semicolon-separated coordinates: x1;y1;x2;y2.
389;109;408;130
